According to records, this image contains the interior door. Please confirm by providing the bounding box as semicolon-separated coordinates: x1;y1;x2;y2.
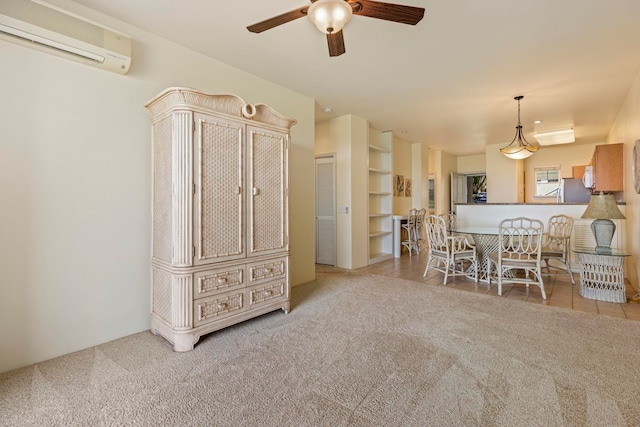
450;172;467;214
315;156;336;265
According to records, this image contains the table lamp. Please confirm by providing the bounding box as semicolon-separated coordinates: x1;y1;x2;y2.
580;192;625;253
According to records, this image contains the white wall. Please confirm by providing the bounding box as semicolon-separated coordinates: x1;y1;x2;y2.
486;143;522;203
412;142;429;209
0;0;315;373
351;117;369;269
392;135;412;214
431;150;457;214
606;67;640;288
457;154;486;174
315;115;368;269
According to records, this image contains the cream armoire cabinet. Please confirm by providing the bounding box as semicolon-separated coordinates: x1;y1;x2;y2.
145;88;296;351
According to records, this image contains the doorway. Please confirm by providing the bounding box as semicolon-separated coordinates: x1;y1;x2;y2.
451;173;487;213
315;155;336;265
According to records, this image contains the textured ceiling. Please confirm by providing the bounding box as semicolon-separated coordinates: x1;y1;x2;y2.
71;0;640;155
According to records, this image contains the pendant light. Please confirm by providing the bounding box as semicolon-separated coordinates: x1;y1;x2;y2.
500;95;539;159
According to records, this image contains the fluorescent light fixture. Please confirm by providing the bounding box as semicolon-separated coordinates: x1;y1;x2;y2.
0;23;105;63
534;128;575;146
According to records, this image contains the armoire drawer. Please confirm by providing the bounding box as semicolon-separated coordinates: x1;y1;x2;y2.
248;257;287;285
248;280;288;309
194;291;245;327
193;266;245;300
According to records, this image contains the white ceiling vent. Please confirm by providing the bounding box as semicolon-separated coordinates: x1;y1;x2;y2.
0;0;131;74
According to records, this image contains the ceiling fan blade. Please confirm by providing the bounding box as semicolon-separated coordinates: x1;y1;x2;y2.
247;7;308;33
351;0;425;25
327;31;346;57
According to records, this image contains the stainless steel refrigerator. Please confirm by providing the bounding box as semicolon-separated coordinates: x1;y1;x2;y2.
559;178;592;203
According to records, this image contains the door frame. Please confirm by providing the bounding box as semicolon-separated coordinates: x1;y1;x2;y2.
315;153;337;266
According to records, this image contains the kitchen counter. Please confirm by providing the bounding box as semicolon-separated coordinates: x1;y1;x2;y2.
456;203;626;228
455;202;625;206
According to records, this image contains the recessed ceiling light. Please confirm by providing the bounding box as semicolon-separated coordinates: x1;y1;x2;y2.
534;120;542;124
323;107;332;113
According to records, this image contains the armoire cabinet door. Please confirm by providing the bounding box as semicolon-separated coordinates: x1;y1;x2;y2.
247;125;289;256
194;113;245;264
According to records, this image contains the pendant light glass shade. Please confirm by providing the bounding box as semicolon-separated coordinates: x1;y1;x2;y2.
500;96;539;159
308;0;353;34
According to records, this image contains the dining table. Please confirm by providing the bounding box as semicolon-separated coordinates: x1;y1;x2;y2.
453;226;501;283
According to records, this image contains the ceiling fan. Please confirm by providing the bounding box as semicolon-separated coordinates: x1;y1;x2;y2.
247;0;425;57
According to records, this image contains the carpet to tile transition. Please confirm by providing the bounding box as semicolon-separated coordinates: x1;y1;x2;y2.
1;267;640;426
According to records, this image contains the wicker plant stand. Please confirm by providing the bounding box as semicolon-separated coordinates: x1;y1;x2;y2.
574;248;631;303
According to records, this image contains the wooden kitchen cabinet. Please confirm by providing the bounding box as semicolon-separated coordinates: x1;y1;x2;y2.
592;143;623;192
572;165;586;179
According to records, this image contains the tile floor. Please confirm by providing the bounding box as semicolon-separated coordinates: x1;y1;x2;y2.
353;252;640;321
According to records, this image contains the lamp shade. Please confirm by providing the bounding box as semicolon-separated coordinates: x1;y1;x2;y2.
500;96;539;160
581;192;625;251
307;0;353;34
580;192;625;220
501;142;537;159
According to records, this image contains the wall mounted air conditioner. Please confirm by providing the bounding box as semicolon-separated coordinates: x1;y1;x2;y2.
0;0;131;74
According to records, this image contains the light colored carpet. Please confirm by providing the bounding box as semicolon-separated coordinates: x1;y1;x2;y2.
2;266;640;426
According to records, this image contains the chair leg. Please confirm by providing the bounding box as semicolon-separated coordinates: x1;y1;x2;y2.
565;261;576;285
443;257;451;285
423;254;432;277
535;268;547;299
443;265;449;285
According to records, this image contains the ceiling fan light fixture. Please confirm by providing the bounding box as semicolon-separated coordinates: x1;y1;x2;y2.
308;0;353;34
500;95;539;160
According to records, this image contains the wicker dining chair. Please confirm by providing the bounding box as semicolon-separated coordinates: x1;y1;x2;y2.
414;208;427;252
423;215;478;285
439;212;458;232
488;217;546;299
401;209;419;256
541;214;575;285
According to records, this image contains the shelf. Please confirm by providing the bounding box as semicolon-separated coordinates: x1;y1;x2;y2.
368;128;393;266
369;252;393;264
369;167;392;174
369;145;391;153
369;231;392;237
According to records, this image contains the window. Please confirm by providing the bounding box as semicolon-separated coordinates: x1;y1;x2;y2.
535;165;560;197
428;175;435;213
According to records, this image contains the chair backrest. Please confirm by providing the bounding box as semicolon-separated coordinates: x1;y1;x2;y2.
406;208;418;227
415;208;426;227
546;214;574;252
498;217;544;261
439;212;458;232
424;215;449;252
